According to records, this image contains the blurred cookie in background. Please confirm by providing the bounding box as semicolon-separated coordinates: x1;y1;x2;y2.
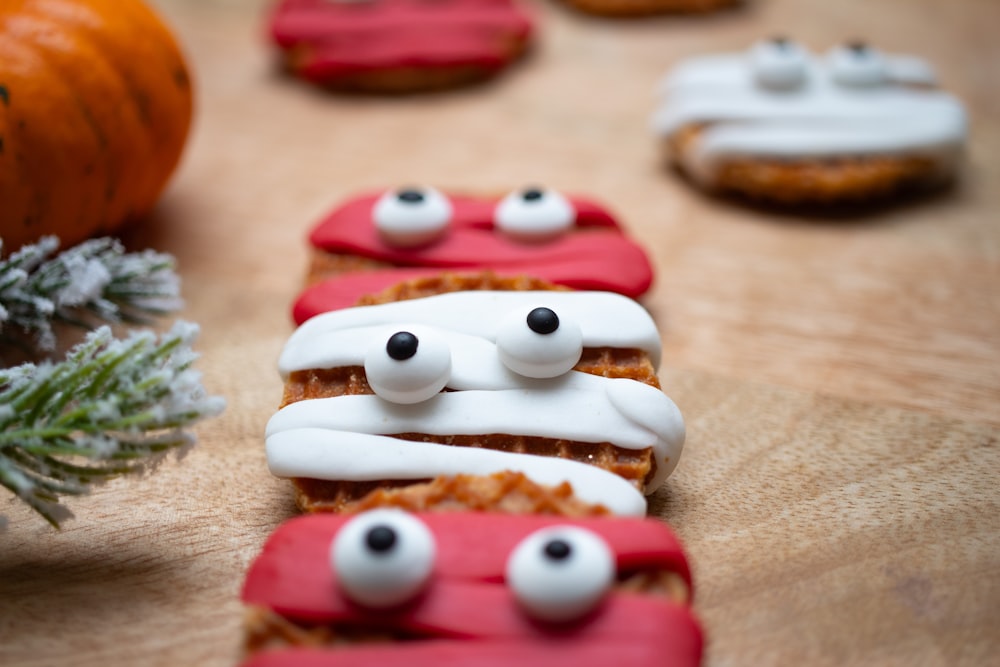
267;0;534;93
652;38;967;207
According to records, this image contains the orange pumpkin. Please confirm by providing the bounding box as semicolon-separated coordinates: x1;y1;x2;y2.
0;0;193;252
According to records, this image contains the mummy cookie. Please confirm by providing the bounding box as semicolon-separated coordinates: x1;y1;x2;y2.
268;289;686;515
267;0;534;93
295;186;654;323
652;39;968;205
241;510;703;667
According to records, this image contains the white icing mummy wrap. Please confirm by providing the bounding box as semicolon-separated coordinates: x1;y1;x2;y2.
280;290;663;373
651;40;967;185
267;430;649;516
267;291;685;515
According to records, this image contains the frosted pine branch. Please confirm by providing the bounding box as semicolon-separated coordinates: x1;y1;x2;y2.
0;236;183;351
0;322;226;527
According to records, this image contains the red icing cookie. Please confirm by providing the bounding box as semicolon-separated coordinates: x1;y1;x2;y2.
268;0;534;91
294;188;655;323
241;512;703;667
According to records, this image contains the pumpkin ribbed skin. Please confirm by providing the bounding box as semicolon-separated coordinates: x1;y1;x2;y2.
0;0;192;251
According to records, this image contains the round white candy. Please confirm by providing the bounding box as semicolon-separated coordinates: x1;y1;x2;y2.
496;306;582;379
750;38;809;90
828;43;888;87
330;509;437;609
364;327;451;404
494;188;575;242
505;526;615;623
372;187;453;248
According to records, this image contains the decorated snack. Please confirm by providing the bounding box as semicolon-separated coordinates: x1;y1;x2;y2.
294;186;654;323
240;508;703;666
558;0;737;18
266;0;533;93
267;286;685;515
651;38;968;205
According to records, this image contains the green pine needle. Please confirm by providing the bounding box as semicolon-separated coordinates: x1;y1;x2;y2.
0;236;183;352
0;322;226;527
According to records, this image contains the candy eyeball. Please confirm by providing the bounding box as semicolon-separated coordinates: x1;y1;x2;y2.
828;41;888;87
494;187;575;242
372;187;453;248
750;37;809;90
506;526;615;623
496;306;583;379
331;509;437;609
364;328;451;404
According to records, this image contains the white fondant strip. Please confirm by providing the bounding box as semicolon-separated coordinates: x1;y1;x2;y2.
688;116;964;185
654;89;965;144
265;378;685;490
885;56;937;86
266;428;648;516
281;291;662;370
659;52;936;97
605;377;685;486
280;323;644;394
280;324;517;389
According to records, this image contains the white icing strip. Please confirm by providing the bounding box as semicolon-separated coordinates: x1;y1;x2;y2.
658;52;937;98
651;49;966;181
885;56;937;86
279;323;630;393
266;428;648;516
266;378;685;489
281;291;662;372
281;324;517;389
686;115;964;185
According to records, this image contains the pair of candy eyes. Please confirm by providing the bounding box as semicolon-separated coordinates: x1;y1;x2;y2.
373;187;575;248
752;39;891;89
365;306;582;404
331;509;616;623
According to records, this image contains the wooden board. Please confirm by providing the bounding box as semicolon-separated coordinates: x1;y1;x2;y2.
2;0;998;665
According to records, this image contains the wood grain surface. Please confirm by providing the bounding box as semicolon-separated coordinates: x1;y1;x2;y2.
2;0;999;665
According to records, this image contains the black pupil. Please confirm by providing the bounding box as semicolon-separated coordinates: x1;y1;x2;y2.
847;40;868;55
386;331;419;360
521;188;544;202
366;525;397;553
526;307;559;335
544;539;572;561
397;189;425;204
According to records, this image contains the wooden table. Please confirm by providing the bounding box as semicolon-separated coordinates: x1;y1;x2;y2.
2;0;998;664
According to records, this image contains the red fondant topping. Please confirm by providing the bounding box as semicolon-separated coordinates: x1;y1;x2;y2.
308;193;620;257
257;579;686;642
241;514;702;667
294;192;653;322
243;514;693;615
269;0;533;80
